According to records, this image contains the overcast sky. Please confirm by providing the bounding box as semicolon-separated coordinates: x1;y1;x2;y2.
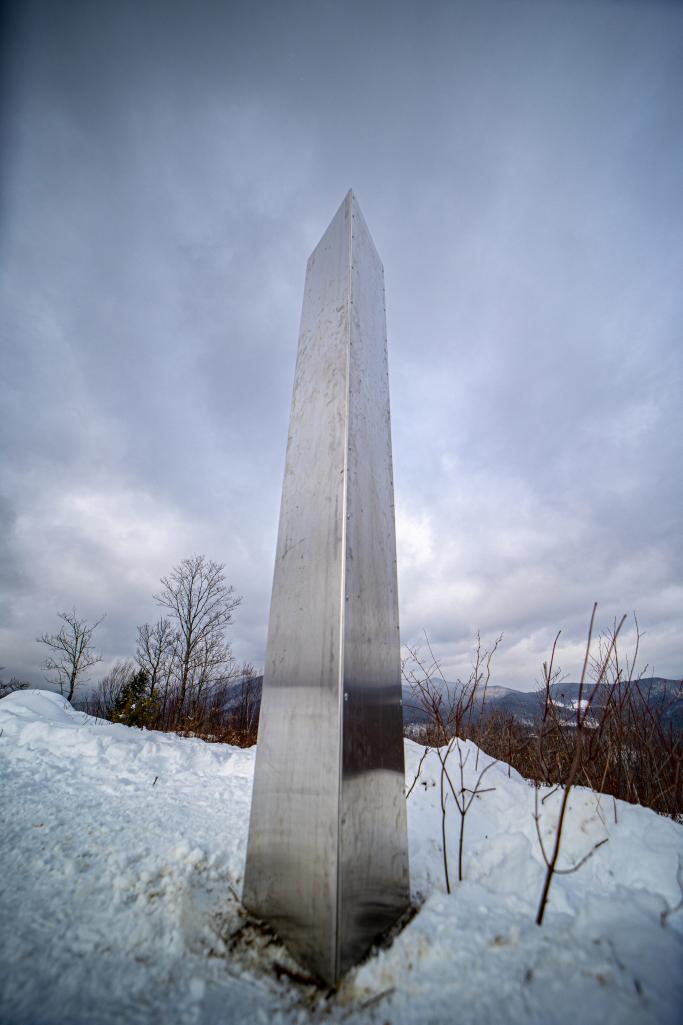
1;0;681;692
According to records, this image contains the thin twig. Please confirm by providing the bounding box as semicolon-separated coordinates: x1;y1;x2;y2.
406;747;429;799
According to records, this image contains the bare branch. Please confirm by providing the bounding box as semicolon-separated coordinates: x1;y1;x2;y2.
36;608;104;702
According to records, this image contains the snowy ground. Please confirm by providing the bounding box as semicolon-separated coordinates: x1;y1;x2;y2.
1;690;682;1025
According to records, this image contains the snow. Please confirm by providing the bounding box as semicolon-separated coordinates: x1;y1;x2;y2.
556;697;593;714
1;689;681;1025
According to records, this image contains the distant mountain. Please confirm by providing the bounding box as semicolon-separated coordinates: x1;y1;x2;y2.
221;674;263;711
549;677;683;731
401;680;542;726
224;674;682;733
550;677;682;705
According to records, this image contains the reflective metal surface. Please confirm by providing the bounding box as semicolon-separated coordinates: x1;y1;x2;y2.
242;191;409;985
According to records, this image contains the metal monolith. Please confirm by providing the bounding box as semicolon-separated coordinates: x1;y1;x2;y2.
243;191;410;985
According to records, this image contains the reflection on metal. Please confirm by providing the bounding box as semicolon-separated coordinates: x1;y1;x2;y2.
242;191;410;985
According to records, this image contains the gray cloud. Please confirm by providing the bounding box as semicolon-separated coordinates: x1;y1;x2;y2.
1;0;681;690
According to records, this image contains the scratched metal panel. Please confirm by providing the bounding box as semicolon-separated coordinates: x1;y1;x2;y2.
243;192;409;985
339;198;410;976
242;194;349;984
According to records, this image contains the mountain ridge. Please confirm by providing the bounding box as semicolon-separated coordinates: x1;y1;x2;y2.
224;674;682;729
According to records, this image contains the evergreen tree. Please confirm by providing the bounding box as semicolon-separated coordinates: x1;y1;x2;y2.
112;669;157;728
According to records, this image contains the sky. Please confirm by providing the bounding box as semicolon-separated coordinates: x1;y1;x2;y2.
1;0;681;692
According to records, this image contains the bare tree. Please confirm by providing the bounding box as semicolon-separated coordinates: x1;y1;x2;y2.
402;630;502;750
135;617;174;703
534;603;625;925
226;662;260;738
438;741;497;888
403;632;501;890
37;609;104;701
153;555;241;715
81;659;136;718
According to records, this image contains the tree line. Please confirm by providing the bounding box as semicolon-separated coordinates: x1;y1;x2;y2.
10;554;258;744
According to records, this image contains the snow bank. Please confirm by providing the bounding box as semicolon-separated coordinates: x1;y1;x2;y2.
404;740;683;914
1;689;681;1025
0;688;253;780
